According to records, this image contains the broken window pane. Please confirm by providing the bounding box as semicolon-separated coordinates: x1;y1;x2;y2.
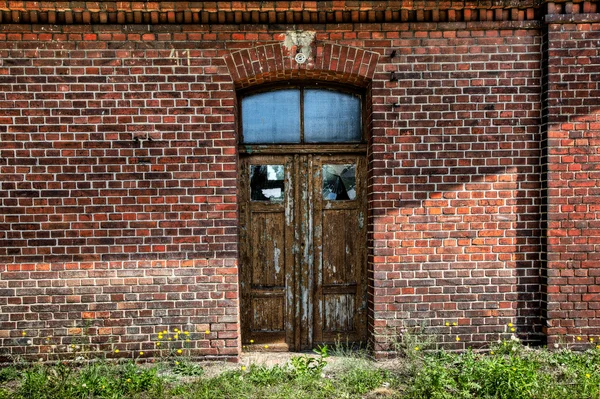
322;164;356;201
304;89;362;143
250;165;285;201
241;90;301;143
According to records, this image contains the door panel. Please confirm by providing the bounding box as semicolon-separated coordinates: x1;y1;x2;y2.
240;153;366;350
250;212;286;286
313;155;367;345
240;156;294;350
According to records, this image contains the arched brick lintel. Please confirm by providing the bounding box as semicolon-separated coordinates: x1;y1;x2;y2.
225;42;380;89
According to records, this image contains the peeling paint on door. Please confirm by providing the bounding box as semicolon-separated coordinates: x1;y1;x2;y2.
240;153;367;351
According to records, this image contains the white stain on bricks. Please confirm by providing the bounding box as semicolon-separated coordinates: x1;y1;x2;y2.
282;30;316;60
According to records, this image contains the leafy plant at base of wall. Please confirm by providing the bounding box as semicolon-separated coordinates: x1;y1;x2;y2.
339;367;390;395
171;359;205;376
329;334;371;359
387;324;438;365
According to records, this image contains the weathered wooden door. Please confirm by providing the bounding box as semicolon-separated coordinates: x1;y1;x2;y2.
240;152;367;351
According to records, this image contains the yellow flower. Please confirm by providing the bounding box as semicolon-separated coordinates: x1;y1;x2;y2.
508;323;513;327
139;351;144;355
175;361;179;365
177;349;183;354
414;346;419;351
156;342;161;347
168;338;172;341
101;386;105;390
114;349;120;353
452;322;457;326
174;335;179;340
158;334;163;339
241;366;246;371
577;336;582;341
445;322;450;326
586;373;591;379
184;331;189;335
490;351;495;355
21;332;26;336
596;345;600;349
250;339;254;344
511;328;515;332
205;330;210;335
264;345;269;349
127;378;131;383
456;336;461;341
163;330;168;334
590;338;594;343
71;344;75;348
186;339;190;342
174;328;179;332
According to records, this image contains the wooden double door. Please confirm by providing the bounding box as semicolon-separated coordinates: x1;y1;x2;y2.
240;152;367;351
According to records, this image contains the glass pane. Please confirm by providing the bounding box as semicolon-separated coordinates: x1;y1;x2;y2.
250;165;285;201
242;90;301;143
304;89;361;143
322;164;356;201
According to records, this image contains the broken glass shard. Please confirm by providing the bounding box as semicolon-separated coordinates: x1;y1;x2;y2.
322;164;356;201
250;165;285;201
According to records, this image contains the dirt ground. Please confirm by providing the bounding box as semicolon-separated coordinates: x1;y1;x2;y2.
200;351;401;379
200;351;315;378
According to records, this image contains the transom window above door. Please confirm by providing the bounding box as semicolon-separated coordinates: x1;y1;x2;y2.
240;86;362;144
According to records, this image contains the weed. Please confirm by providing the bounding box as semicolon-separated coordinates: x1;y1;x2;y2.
340;366;390;395
288;354;327;377
0;367;19;383
171;359;205;376
388;324;438;360
329;335;370;359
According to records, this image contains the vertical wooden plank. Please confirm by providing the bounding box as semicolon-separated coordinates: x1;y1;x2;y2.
312;155;324;344
293;154;302;351
299;154;314;350
285;156;296;350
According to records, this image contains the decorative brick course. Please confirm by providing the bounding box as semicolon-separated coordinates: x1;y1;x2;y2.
0;0;598;360
0;1;543;25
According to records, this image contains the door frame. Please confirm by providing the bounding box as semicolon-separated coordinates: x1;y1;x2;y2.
237;82;369;351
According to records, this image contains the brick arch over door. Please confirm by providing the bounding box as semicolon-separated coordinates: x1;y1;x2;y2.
224;42;380;88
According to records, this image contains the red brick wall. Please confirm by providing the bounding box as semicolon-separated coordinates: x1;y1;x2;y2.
370;26;543;353
0;33;240;361
543;13;600;345
0;0;597;360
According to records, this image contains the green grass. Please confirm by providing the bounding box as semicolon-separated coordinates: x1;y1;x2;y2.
1;342;600;398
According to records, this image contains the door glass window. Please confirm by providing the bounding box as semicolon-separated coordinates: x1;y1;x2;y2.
322;164;356;201
250;165;285;201
241;87;361;144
